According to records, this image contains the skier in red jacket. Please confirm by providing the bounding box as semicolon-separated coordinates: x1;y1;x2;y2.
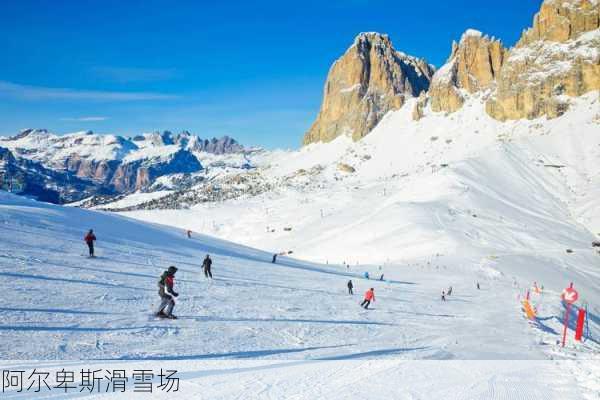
361;288;375;309
84;229;96;257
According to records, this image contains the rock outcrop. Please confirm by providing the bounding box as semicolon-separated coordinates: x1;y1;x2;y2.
486;0;600;120
303;32;434;145
429;29;507;113
110;149;202;192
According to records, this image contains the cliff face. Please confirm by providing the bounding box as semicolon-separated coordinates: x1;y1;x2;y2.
0;146;108;203
429;30;507;113
303;32;434;145
518;0;599;45
486;0;600;120
109;149;202;192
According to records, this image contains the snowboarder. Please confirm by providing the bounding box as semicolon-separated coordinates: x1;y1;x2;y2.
156;266;179;319
202;254;213;279
441;290;446;301
272;253;277;264
361;288;375;309
447;286;453;296
84;229;96;257
347;280;354;295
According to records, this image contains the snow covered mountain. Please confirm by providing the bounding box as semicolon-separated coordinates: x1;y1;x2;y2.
106;0;600;264
121;94;600;263
0;129;248;203
1;0;600;396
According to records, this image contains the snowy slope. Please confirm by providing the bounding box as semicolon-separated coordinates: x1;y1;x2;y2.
2;190;599;363
123;94;600;272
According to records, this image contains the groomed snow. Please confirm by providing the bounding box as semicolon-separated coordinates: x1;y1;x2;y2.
1;189;599;398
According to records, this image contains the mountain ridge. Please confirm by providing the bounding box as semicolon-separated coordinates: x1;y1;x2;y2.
0;129;249;202
304;0;599;144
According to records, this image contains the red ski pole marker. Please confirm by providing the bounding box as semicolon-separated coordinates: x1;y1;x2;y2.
575;308;586;341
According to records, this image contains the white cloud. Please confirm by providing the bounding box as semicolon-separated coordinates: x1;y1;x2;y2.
0;81;179;101
60;116;109;122
92;66;179;83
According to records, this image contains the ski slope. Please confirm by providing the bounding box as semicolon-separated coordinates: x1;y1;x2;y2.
121;95;600;320
1;191;600;398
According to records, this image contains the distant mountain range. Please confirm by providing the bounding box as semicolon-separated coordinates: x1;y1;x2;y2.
0;129;248;203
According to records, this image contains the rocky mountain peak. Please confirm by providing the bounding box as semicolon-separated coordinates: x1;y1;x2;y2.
6;128;49;141
486;0;599;120
303;32;434;145
428;29;507;113
353;32;390;46
517;0;599;46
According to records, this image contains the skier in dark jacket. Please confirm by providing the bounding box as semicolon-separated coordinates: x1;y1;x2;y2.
202;255;213;279
347;280;354;295
84;229;96;257
272;253;278;263
156;266;179;319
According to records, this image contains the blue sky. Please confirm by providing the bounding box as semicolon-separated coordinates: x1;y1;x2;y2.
0;0;541;149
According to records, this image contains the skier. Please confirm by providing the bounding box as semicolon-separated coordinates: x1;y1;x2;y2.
156;266;179;319
360;288;375;309
447;286;453;296
347;280;354;295
202;254;213;279
364;271;370;280
441;290;446;301
186;230;192;239
84;229;96;257
272;253;277;264
379;274;385;281
476;282;480;290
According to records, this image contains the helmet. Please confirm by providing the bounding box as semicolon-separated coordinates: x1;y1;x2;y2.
168;266;178;274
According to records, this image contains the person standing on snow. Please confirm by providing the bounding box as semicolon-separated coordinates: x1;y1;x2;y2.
441;290;446;301
156;266;179;319
347;280;354;295
84;229;96;257
202;254;213;279
360;288;375;309
447;286;453;296
272;253;278;264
